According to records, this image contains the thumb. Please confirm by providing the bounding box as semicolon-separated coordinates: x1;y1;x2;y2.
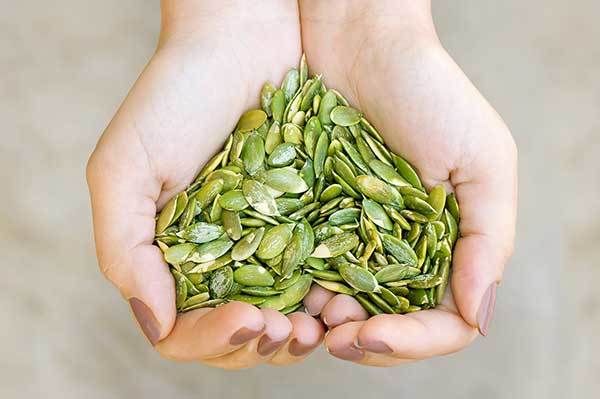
450;133;518;336
86;138;176;345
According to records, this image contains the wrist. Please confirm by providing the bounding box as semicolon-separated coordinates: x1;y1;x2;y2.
160;0;299;44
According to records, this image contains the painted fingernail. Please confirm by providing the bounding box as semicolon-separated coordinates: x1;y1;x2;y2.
129;297;160;346
257;335;287;356
477;282;497;336
230;326;264;345
328;345;365;361
355;338;392;354
288;339;317;357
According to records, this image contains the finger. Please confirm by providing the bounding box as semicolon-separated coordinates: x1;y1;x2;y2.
450;131;518;335
269;312;325;365
201;308;292;369
324;321;365;362
354;310;478;363
320;294;369;329
303;284;336;316
87;145;176;345
155;301;265;361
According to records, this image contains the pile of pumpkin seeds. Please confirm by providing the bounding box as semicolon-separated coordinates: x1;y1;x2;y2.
154;55;460;316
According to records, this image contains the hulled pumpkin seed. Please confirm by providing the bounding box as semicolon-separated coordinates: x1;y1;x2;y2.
153;55;459;316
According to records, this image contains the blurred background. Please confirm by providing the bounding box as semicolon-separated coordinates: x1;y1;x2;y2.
1;0;598;398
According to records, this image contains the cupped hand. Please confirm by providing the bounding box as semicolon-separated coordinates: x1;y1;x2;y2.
300;0;517;366
86;0;324;369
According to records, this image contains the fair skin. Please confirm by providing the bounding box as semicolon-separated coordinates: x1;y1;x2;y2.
87;0;516;369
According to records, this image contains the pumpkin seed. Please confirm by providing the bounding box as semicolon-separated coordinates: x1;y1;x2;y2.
152;55;459;316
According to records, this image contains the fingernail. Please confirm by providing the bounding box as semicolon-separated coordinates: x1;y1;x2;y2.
328;345;365;361
477;282;497;336
129;297;160;346
257;335;287;356
288;338;317;357
304;304;320;317
230;326;264;346
355;338;392;354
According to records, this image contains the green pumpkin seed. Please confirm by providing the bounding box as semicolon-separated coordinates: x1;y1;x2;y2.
328;208;361;226
447;192;460;221
355;293;383;316
177;222;224;244
318;90;337;125
265;168;309;193
188;235;233;263
381;234;418;266
234;264;275;287
311;232;360;258
330;106;362;126
338;263;379;293
313;279;356;295
256;223;294;259
362;199;393;230
356;175;404;209
241;286;281;297
306;269;343;281
427;184;447;219
154;57;460;315
164;243;196;265
209;266;234;298
313;130;329;177
219;190;250;211
374;264;421;283
229;294;267;305
241;133;265;176
407;288;429;306
368;159;409;187
237;109;267;132
391;154;423;190
304;257;327;271
231;227;265;261
194;178;224;211
242;180;279;216
367;292;396;314
281;68;300;102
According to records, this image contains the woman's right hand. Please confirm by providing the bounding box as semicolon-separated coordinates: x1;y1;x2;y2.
86;0;324;369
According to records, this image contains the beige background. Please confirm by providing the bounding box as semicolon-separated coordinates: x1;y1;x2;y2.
1;1;598;398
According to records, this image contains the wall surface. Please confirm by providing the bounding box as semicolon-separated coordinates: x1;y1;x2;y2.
1;1;598;398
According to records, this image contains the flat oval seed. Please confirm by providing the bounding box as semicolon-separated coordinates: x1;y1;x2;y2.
368;159;410;187
339;263;379;292
242;180;279;216
164;243;196;265
311;232;360;258
363;199;393;230
375;264;422;283
391;154;423;190
188;236;233;263
318;90;337;125
176;222;224;244
219;190;249;211
314;279;356;295
234;265;275;287
237;109;267;132
231;227;265;261
330;106;362;126
222;210;242;241
265;168;309;193
381;234;418;266
209;266;234;298
228;294;267;305
256;223;295;259
241;133;265;176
